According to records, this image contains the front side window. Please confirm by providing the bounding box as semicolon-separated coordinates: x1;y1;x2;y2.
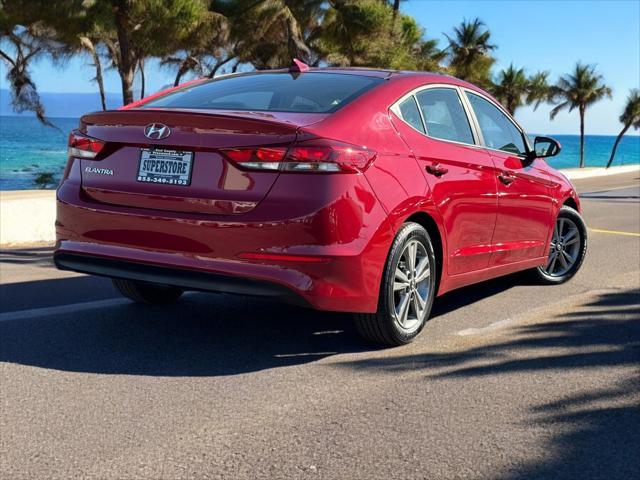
466;92;527;155
415;88;475;145
143;72;383;113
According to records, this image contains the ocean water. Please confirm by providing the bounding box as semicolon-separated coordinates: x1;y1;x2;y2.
1;116;639;190
1;117;79;190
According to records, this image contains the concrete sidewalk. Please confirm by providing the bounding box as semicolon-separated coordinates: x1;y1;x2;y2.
561;164;640;180
0;190;56;247
1;165;638;247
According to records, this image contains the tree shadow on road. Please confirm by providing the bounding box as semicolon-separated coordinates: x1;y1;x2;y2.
0;270;538;380
0;286;376;376
0;256;534;378
338;288;640;479
430;271;534;319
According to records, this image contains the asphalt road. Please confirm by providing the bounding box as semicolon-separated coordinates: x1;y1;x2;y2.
1;172;639;480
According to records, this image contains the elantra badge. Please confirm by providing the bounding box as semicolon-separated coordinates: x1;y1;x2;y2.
144;123;171;140
85;166;113;175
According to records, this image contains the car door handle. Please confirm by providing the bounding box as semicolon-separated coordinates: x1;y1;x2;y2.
498;172;516;185
426;164;449;177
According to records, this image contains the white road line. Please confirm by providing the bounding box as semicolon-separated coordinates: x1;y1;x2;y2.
274;352;337;358
0;298;130;322
581;184;640;194
455;288;627;337
457;319;514;336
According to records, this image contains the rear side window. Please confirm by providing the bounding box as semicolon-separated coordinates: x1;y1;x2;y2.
397;97;425;133
143;73;383;113
466;92;527;155
415;88;474;145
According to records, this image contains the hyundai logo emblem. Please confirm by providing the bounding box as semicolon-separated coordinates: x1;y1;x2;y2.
144;123;171;140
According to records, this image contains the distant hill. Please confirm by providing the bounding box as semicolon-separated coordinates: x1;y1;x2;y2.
0;89;123;117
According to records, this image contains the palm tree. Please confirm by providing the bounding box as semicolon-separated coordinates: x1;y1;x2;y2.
550;63;612;168
492;66;552;115
526;71;551;110
0;15;62;126
445;18;495;87
606;89;640;168
414;36;446;72
392;14;445;71
316;0;396;67
492;64;528;114
86;0;208;105
161;10;229;85
229;0;323;69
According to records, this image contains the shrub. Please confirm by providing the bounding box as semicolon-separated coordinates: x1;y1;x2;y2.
33;172;56;189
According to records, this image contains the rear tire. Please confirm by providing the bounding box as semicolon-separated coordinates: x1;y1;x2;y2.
530;205;587;284
354;222;437;346
112;278;184;304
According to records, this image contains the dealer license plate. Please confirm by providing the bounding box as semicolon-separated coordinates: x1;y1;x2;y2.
137;148;193;186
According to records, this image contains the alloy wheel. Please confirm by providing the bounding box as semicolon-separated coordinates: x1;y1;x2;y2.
543;217;581;277
392;239;431;332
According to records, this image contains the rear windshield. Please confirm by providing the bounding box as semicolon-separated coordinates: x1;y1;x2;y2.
143;72;383;113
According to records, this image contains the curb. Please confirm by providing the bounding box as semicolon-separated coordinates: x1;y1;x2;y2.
561;164;640;180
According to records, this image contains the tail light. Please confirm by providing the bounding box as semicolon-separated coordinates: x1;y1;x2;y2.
221;139;376;173
224;147;287;171
68;131;105;159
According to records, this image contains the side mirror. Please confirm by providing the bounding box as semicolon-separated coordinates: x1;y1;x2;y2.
532;136;561;159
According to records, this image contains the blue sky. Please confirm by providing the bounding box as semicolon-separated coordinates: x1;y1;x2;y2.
1;0;639;135
403;0;640;135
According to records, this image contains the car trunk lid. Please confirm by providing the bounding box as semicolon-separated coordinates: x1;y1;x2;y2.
78;109;327;215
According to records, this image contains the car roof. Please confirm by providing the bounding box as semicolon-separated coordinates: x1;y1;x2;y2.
223;66;456;81
305;67;407;78
305;68;482;92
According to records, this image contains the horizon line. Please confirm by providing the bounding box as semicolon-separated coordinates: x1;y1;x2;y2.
1;114;639;137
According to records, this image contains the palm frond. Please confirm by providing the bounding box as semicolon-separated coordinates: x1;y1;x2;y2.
550;101;570;120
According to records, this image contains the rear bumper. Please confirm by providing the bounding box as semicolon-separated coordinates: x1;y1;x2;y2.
54;252;308;306
55;174;393;313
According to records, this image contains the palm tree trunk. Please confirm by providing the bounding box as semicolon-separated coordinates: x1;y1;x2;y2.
114;0;135;105
605;123;630;168
209;56;235;78
94;56;107;111
174;57;200;86
79;37;106;111
579;106;586;168
390;0;401;38
174;69;184;87
138;58;145;100
508;94;516;115
121;69;135;106
392;0;400;20
173;61;189;87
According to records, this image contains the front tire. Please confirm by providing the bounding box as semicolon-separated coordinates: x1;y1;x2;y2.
532;205;587;284
112;278;184;304
354;222;437;346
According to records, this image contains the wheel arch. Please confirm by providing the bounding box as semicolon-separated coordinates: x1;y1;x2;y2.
404;211;444;294
563;195;579;212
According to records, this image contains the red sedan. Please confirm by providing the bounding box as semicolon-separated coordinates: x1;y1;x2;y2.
55;66;587;346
